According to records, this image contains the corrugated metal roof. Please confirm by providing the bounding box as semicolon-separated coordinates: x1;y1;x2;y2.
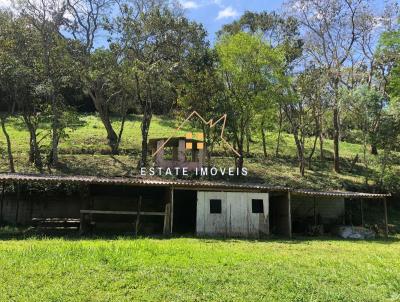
291;189;390;199
0;173;390;199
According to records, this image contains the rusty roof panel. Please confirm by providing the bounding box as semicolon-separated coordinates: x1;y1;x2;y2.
291;189;390;199
0;173;390;198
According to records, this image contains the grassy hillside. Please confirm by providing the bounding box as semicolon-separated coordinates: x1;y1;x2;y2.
0;236;399;302
1;114;399;191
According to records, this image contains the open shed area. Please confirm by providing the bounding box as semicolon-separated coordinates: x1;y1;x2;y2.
0;174;392;238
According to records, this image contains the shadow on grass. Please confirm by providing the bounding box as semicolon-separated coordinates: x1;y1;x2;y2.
0;227;398;244
110;114;142;123
53;155;139;177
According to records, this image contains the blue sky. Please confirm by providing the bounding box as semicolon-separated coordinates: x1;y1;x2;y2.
179;0;285;42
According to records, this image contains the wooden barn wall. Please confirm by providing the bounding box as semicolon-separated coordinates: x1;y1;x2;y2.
0;184;169;227
291;195;345;224
89;185;167;212
196;191;269;238
85;185;169;233
0;193;82;225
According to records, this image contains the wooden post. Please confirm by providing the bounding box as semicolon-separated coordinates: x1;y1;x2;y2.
313;196;317;226
79;212;85;235
288;192;292;239
15;183;20;226
135;195;142;236
170;188;174;234
383;198;389;238
163;203;171;235
349;199;353;226
360;199;364;227
79;184;89;235
0;183;4;225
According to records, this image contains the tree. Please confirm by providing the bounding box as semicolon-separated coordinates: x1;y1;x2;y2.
343;86;387;184
373;18;400;191
0;10;17;173
286;0;374;172
177;47;225;167
17;0;78;166
219;11;303;65
283;68;323;176
216;32;286;171
66;0;124;154
115;0;207;167
379;19;400;102
219;11;303;157
0;10;46;171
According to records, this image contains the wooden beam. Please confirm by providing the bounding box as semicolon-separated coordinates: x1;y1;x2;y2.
383;198;389;238
79;210;166;216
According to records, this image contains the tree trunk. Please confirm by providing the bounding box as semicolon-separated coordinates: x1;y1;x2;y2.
49;132;60;166
90;91;119;155
234;130;244;176
49;94;59;165
275;107;283;157
28;133;35;163
370;144;378;155
293;132;305;176
332;81;341;173
23;116;43;172
308;135;318;170
0;117;15;173
261;127;267;158
117;112;127;149
140;110;152;167
246;132;250;157
315;111;324;161
319;132;324;160
333;106;340;173
237;155;244;175
202;125;212;169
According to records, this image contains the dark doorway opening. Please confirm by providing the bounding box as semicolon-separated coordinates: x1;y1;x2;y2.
173;190;197;234
269;193;291;236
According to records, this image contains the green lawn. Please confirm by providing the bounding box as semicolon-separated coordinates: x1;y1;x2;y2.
0;237;399;302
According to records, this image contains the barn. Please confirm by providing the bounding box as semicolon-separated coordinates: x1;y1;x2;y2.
0;174;391;238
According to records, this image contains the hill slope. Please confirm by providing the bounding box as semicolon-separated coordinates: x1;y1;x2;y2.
0;114;399;191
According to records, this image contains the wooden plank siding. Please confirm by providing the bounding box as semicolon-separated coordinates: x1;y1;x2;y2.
196;191;269;238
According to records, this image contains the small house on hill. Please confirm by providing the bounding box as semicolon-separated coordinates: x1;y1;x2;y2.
0;174;391;238
148;135;205;171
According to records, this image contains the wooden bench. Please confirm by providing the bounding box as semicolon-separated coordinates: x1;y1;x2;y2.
80;210;166;216
32;217;80;230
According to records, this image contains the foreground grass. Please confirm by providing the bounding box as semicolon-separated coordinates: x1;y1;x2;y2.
0;237;399;302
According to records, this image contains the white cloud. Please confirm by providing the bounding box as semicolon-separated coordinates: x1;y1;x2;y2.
212;0;223;7
216;6;238;20
180;0;200;9
0;0;12;8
